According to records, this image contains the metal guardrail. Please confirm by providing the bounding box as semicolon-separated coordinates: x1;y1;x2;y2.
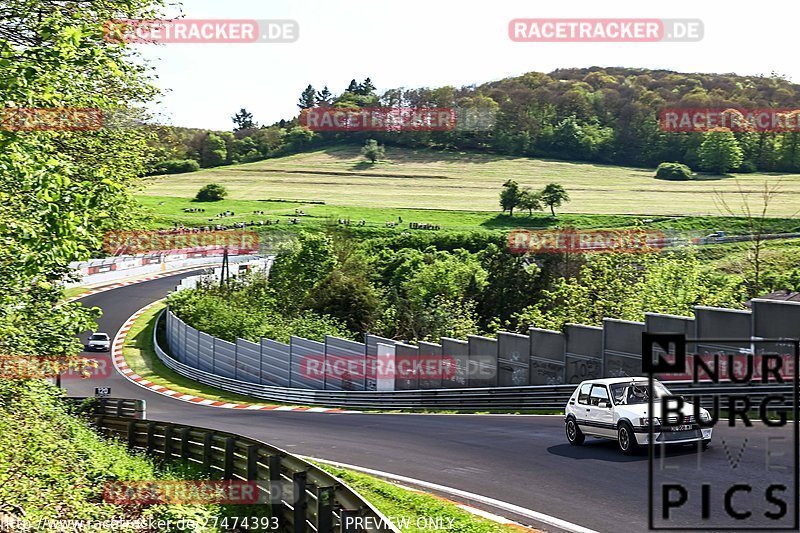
153;310;796;410
90;415;397;533
65;397;147;419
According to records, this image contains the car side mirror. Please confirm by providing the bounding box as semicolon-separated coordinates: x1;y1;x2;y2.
598;400;610;408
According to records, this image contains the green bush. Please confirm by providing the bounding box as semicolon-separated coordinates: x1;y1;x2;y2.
655;162;694;181
0;380;223;529
737;160;758;173
155;159;200;175
167;273;353;343
194;183;227;202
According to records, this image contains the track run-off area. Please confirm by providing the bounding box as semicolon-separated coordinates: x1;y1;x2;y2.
65;270;795;533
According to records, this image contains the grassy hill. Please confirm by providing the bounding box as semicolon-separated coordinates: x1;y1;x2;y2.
140;145;800;217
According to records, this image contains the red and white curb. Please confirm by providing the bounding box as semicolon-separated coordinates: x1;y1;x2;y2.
65;265;217;303
111;301;355;414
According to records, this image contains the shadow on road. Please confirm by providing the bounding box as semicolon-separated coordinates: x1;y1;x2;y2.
548;440;703;463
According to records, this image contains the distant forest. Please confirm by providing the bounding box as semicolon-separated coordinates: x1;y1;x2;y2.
149;67;800;174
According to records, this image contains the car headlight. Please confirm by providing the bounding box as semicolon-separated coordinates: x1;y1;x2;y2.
639;417;660;427
699;410;711;422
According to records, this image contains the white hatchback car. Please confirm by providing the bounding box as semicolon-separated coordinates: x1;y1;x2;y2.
564;377;713;454
86;332;111;352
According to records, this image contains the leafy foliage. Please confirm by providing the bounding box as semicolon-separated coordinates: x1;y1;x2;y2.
699;131;744;174
655;162;694;181
361;139;385;163
148;68;800;174
199;133;227;167
0;0;163;361
167;272;352;343
154;158;200;174
513;251;745;331
0;380;223;529
499;179;521;216
540;183;570;216
194;183;227;202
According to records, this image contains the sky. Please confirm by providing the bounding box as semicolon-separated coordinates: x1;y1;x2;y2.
137;0;800;130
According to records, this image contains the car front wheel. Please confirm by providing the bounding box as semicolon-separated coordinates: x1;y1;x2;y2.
618;422;638;455
566;417;585;446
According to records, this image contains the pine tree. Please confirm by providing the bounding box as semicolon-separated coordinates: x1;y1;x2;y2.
231;108;256;131
316;86;332;106
298;84;317;109
358;77;376;96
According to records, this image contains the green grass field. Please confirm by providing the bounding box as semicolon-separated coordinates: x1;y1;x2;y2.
140;145;800;217
135;194;800;237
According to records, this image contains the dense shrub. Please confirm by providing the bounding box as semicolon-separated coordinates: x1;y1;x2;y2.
513;251;746;331
169;227;763;344
194;183;227;202
167;273;353;343
737;160;758;173
0;380;223;529
655;162;694;181
154;159;200;175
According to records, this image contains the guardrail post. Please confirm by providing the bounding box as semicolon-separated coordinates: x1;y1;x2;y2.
259;336;265;385
180;427;190;460
339;510;359;533
268;455;284;528
246;445;259;480
99;397;108;415
163;424;174;460
202;432;215;473
292;471;307;533
183;313;188;363
145;421;156;453
196;322;200;369
116;400;124;417
288;339;294;388
223;437;236;479
234;343;239;381
315;486;334;533
126;420;137;449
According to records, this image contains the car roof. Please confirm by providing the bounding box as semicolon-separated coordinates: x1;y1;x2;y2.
578;377;651;386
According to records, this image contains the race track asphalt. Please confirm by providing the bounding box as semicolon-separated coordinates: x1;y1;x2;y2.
64;271;798;533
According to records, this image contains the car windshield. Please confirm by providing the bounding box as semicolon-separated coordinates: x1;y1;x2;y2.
89;334;108;340
610;381;671;405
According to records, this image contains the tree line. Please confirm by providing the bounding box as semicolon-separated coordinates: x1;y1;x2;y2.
149;68;800;175
170;228;755;345
500;181;570;216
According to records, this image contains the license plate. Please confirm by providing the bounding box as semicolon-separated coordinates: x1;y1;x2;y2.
668;425;692;431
